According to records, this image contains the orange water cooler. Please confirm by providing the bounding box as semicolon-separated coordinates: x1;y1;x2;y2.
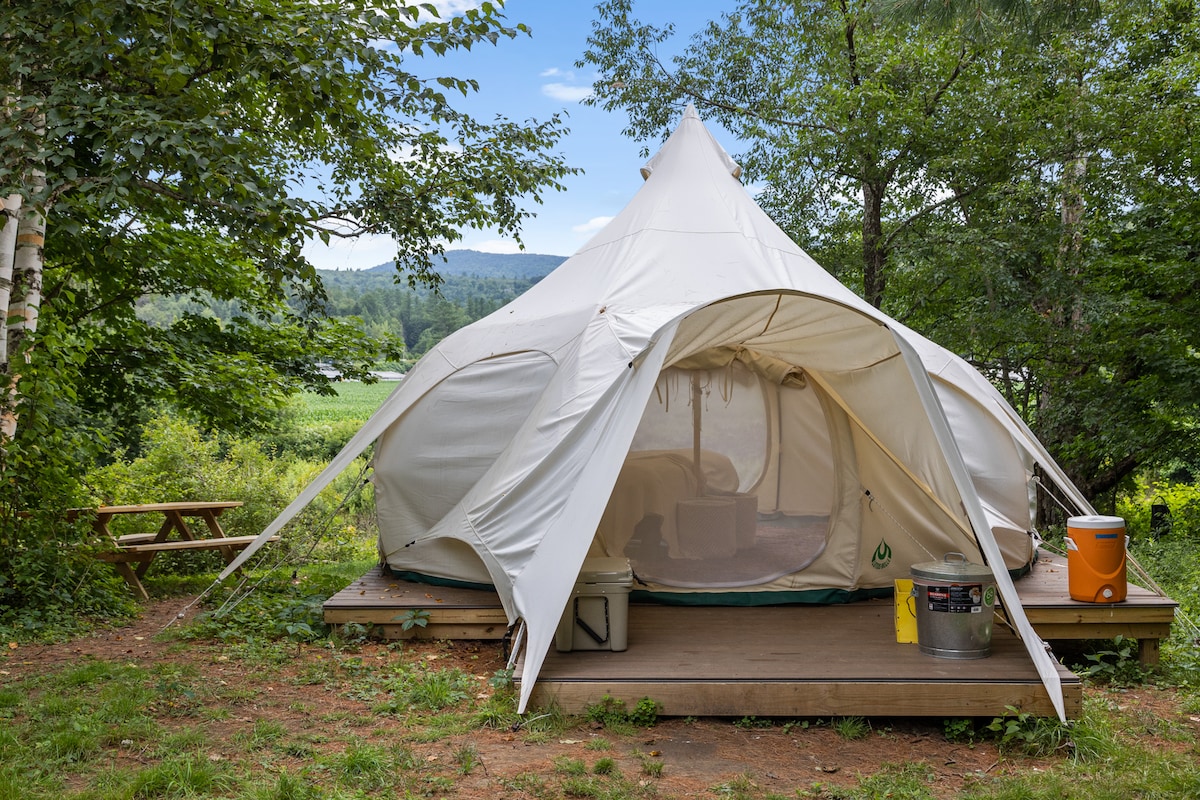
1066;515;1127;603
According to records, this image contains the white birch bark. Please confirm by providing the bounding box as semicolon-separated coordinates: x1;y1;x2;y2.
8;193;45;347
0;193;23;443
0;193;19;367
1;96;47;441
1;185;45;442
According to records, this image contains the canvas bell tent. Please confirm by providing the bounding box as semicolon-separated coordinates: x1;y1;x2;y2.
225;106;1090;719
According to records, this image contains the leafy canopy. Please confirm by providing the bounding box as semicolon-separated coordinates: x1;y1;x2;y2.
578;0;1200;503
0;0;578;626
0;0;577;434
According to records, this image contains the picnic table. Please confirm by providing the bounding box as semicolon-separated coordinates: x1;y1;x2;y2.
85;501;275;599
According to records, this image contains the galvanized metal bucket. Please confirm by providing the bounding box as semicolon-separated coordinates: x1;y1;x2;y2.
910;552;996;659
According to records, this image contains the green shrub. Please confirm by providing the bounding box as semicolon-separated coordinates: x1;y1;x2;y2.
86;414;376;574
185;584;332;643
1118;477;1200;541
1074;635;1151;687
985;705;1078;757
942;717;976;743
87;415;299;538
0;508;138;640
0;393;140;638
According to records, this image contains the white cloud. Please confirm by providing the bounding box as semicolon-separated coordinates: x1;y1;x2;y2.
428;0;480;16
303;233;398;271
572;216;613;234
540;67;564;78
542;82;593;102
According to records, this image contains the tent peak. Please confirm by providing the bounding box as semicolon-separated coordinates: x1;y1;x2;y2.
641;104;742;181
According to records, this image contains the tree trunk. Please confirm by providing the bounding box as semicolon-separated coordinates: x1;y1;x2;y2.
0;193;21;443
9;198;46;348
1;85;48;441
862;181;886;308
0;194;19;360
1;184;45;443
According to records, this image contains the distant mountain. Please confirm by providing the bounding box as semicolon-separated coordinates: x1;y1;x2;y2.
310;250;568;355
355;249;568;280
137;250;566;358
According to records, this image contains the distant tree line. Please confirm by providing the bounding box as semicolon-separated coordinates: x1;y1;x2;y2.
316;269;547;358
135;266;550;361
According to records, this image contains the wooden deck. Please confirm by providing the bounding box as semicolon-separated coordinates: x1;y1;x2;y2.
322;554;1177;720
1013;551;1176;665
524;603;1081;719
322;571;509;640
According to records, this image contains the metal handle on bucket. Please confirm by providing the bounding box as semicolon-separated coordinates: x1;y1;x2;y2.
942;552;968;564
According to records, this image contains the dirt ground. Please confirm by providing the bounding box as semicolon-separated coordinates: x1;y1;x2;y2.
2;598;1195;799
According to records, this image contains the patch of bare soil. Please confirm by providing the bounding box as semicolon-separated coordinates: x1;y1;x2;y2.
3;598;1197;799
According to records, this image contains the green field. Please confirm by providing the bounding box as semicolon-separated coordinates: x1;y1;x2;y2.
297;380;397;424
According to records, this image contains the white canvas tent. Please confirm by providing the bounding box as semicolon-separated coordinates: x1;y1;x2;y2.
225;106;1090;720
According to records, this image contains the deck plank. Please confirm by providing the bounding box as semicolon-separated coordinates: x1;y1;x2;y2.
525;604;1081;718
322;568;508;638
541;604;1025;681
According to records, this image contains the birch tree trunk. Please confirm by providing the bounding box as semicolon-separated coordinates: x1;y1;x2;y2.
1;184;44;443
0;193;21;443
8;196;45;343
0;194;19;358
0;85;47;443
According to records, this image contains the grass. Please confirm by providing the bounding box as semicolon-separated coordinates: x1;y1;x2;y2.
20;357;1197;796
4;631;1200;800
294;380;395;426
4;501;1200;799
833;715;870;740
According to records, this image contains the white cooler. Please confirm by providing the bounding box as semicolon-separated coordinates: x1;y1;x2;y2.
555;557;633;652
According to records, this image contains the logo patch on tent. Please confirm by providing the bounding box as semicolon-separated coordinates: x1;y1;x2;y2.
871;540;892;570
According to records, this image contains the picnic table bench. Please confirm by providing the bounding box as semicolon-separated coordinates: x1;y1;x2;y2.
83;501;277;599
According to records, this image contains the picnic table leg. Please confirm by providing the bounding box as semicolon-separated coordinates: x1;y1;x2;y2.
112;561;150;601
91;512;150;598
198;509;238;563
135;517;180;579
165;512;196;540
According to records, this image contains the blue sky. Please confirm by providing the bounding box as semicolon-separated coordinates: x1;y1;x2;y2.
303;0;733;270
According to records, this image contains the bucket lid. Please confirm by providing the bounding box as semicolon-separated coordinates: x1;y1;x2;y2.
578;557;633;583
910;552;993;583
1067;515;1125;530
